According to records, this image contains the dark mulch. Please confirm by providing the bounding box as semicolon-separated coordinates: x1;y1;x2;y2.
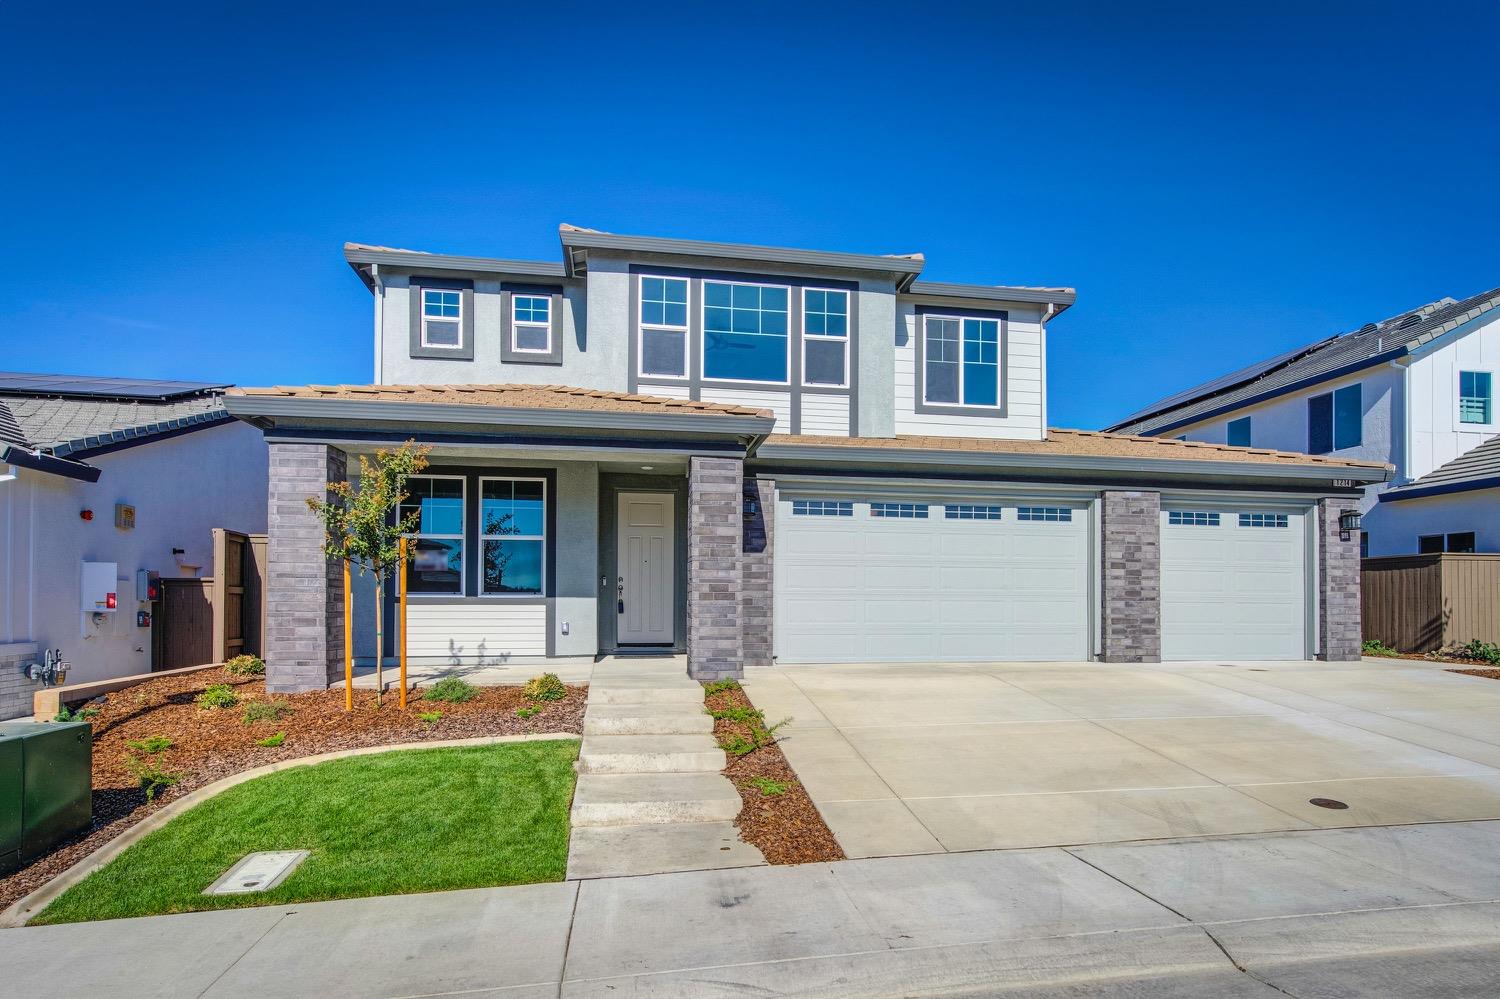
704;683;844;866
1450;669;1500;681
1392;651;1496;667
0;667;585;912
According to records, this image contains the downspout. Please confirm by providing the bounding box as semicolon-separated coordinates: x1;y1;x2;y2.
1039;302;1056;439
1398;358;1413;486
372;263;384;384
0;463;14;483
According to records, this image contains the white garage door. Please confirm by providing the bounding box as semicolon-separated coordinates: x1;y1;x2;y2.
1160;506;1309;661
775;494;1091;663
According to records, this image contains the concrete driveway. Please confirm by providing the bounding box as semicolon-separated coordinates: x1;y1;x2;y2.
745;657;1500;858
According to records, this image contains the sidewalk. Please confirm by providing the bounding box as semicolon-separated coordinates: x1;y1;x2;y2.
7;820;1500;997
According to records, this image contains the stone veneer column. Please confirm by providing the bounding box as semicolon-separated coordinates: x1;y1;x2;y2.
265;442;347;693
740;476;775;670
1100;490;1162;663
687;456;743;680
1317;497;1362;661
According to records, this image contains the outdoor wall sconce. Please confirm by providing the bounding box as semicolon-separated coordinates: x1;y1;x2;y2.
1338;510;1362;542
743;496;760;521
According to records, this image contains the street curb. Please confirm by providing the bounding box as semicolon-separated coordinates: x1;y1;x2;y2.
0;733;581;928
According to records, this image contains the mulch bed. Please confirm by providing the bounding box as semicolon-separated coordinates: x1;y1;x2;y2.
0;667;585;912
704;682;844;866
1450;669;1500;681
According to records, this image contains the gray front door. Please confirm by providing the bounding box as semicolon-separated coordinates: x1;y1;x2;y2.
616;492;675;645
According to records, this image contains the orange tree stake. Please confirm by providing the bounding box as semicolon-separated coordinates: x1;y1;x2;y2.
398;536;409;709
343;558;353;711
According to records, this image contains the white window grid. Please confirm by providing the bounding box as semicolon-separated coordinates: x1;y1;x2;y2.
421;289;463;350
922;314;1000;408
1239;512;1289;529
944;504;1003;521
1459;370;1493;425
791;499;853;517
511;295;551;354
479;476;546;597
1168;511;1220;527
701;279;792;385
871;502;928;519
402;474;466;596
638;274;690;379
802;287;849;388
1017;506;1071;522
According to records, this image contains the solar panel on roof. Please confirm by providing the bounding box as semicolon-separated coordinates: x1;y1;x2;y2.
0;372;227;401
1110;338;1332;428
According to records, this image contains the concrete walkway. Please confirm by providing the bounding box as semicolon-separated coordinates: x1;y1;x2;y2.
8;819;1500;997
567;657;763;879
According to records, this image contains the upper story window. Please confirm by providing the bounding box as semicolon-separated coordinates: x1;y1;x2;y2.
1308;383;1361;454
1460;371;1493;424
400;475;465;594
480;477;545;595
511;295;551;353
703;281;790;383
802;289;849;387
639;276;689;378
923;316;999;407
1227;416;1252;448
421;290;463;349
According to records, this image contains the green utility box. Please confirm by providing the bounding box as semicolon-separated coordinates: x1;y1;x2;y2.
0;720;92;874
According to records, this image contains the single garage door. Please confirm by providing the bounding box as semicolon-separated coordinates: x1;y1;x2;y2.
775;494;1091;663
1160;506;1309;661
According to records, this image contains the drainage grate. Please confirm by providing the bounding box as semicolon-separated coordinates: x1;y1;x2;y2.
1309;798;1350;810
204;850;310;896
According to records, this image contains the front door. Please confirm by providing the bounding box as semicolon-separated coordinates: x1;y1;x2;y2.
616;492;675;645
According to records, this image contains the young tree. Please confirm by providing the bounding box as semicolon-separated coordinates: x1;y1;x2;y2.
307;440;431;705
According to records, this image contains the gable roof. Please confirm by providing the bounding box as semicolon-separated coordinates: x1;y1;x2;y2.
1107;286;1500;436
228;383;772;418
1380;434;1500;502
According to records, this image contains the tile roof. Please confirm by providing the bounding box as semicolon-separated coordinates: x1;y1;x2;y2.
1382;434;1500;500
0;400;26;450
228;383;775;419
765;429;1391;471
1;392;230;458
1109;286;1500;435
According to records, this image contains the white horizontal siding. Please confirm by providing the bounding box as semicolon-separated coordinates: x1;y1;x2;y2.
800;393;851;435
894;303;1046;440
701;387;792;430
640;382;693;400
406;601;546;659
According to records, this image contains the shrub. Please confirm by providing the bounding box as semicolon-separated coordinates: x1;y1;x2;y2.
1362;639;1399;657
703;679;740;695
122;736;179;802
197;684;239;710
224;654;266;676
1457;640;1500;665
125;736;173;754
716;715;791;758
257;731;286;748
516;705;539;719
422;677;477;703
417;711;442;724
522;673;565;702
241;701;290;725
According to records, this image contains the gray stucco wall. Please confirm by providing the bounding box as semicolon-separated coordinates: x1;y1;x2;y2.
554;462;600;656
856;277;896;437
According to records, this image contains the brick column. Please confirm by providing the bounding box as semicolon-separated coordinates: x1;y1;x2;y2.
687;456;743;681
1317;497;1362;661
741;476;775;670
265;442;347;692
1100;490;1162;663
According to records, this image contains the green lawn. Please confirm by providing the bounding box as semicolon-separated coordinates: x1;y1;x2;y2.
34;740;579;924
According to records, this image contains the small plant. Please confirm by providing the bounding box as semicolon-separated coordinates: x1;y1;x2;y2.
710;705;765;725
719;733;756;756
1456;640;1500;665
224;654;266;676
422;676;478;703
197;683;239;710
257;731;286;748
76;704;101;720
125;736;173;754
703;679;740;695
747;776;792;797
717;716;791;757
522;673;566;702
1362;639;1399;657
516;705;539;719
417;710;442;724
122;736;179;802
53;707;76;722
241;701;290;725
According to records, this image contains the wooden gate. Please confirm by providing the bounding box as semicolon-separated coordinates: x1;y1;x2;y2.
153;579;214;669
151;529;266;670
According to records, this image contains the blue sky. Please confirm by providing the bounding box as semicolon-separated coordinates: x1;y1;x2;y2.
2;1;1496;430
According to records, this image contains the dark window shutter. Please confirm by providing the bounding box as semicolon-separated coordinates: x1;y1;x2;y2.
1308;393;1333;454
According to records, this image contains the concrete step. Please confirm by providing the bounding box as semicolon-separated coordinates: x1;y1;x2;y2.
583;702;713;736
588;680;704;706
567;821;765;880
571;772;742;827
577;734;725;774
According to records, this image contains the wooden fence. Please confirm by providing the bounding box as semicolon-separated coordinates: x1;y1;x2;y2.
151;529;267;670
1362;553;1500;652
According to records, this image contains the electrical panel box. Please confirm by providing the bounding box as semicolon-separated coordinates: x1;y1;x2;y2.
81;561;118;613
0;721;92;873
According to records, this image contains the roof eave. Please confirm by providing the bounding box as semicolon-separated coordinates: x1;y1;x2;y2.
342;244;567;286
904;281;1077;313
557;228;926;283
0;445;101;482
1379;475;1500;503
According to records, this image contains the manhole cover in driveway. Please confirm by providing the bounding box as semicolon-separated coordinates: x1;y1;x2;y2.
1309;798;1350;810
204;850;309;895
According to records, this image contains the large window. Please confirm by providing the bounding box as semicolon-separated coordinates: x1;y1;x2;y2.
1460;371;1493;425
802;288;849;387
480;478;545;595
421;289;463;349
400;476;465;594
703;281;789;383
511;295;551;354
1227;416;1252;448
1308;383;1362;454
639;276;689;377
924;316;999;407
1421;532;1475;554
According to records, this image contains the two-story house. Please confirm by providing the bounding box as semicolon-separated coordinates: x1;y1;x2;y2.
225;225;1388;692
1107;288;1500;557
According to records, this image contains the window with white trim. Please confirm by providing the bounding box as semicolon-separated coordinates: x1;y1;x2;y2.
400;476;465;594
421;289;463;349
870;502;928;519
924;315;999;407
639;276;689;377
1239;512;1289;529
802;288;849;387
791;499;853;517
1168;511;1220;526
944;504;1002;520
1460;371;1492;424
480;478;545;595
703;281;790;383
1017;506;1071;522
511;295;551;353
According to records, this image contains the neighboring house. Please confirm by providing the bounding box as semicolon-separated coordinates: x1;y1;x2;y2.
1107;289;1500;557
0;373;268;718
224;225;1388;692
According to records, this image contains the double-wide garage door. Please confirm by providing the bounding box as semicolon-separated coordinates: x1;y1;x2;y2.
775;494;1091;663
